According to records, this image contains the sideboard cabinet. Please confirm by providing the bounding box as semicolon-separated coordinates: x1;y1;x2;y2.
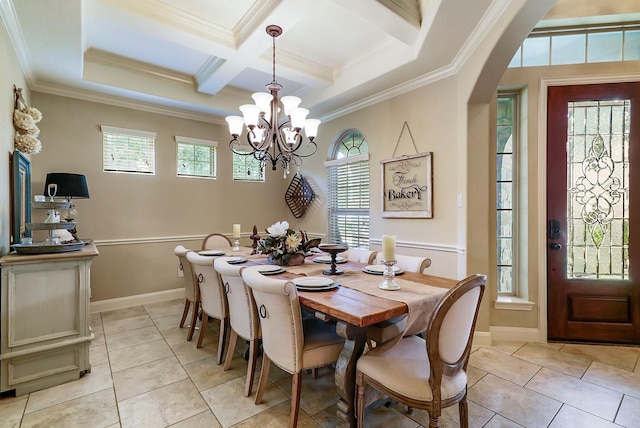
0;243;98;395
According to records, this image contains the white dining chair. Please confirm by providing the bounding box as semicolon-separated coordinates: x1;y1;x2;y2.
242;266;344;428
173;245;200;341
356;274;486;428
186;252;229;363
340;248;377;264
214;257;261;396
201;233;232;250
374;252;431;273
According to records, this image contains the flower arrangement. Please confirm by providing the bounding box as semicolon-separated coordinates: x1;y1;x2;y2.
256;221;321;265
13;87;43;154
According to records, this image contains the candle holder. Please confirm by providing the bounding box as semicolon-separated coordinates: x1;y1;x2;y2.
378;259;400;290
232;236;241;252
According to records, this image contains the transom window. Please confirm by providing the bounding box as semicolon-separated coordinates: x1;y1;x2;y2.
101;125;155;174
232;151;265;182
175;136;217;179
325;130;370;248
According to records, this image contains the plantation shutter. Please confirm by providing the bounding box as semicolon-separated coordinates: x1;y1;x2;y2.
326;153;370;248
101;125;156;174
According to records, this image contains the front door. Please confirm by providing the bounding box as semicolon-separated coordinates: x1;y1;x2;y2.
547;82;640;344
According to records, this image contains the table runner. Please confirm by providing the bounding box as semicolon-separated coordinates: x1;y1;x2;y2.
285;262;448;341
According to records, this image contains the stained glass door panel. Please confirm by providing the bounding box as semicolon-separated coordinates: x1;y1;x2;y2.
547;83;639;344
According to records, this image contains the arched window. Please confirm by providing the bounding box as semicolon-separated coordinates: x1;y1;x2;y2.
325;130;370;248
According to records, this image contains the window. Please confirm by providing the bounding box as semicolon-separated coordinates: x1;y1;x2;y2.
325;130;370;248
496;94;516;294
175;136;217;179
232;151;265;182
509;24;640;68
101;125;155;174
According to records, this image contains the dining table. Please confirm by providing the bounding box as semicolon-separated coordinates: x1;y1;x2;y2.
230;250;457;427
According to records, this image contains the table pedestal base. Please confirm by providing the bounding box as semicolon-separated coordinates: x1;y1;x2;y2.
334;321;366;427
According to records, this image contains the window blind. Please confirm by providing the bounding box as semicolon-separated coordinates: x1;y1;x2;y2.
233;152;265;182
101;126;156;174
328;160;370;248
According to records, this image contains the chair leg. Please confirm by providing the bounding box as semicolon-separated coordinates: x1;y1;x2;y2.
289;372;302;428
459;394;469;428
255;353;271;405
216;317;228;365
179;300;190;328
187;302;200;341
429;416;440;428
245;338;259;397
223;330;238;371
356;381;366;428
196;312;208;348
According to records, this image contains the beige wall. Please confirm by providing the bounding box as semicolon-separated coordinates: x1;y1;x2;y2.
30;93;292;300
1;17;30;255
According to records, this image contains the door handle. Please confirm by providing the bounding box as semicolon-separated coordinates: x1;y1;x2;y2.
550;243;562;250
548;220;561;240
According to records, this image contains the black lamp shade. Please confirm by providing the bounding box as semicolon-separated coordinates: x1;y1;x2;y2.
43;173;90;199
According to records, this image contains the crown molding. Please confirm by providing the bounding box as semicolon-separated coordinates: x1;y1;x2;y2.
32;81;225;125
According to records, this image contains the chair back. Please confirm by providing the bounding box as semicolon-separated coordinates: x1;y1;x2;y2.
214;257;260;341
375;253;431;273
342;248;377;264
174;245;198;302
202;233;232;250
241;267;303;373
186;252;227;319
426;274;485;398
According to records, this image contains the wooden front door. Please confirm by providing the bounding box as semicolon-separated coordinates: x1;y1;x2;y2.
547;82;640;344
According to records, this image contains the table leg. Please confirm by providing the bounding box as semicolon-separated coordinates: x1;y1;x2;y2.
334;321;366;427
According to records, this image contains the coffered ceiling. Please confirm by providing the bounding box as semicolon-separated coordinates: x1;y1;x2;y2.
3;0;511;123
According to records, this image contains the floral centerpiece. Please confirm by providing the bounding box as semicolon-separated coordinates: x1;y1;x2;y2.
256;221;321;266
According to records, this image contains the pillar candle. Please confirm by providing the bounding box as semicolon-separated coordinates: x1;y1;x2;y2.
382;234;396;261
233;224;241;238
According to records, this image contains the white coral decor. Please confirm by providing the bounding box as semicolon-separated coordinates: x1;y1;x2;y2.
15;134;42;154
13;104;44;154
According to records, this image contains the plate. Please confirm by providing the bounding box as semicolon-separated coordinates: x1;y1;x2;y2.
227;257;247;264
292;276;334;287
313;255;347;264
296;282;339;291
199;250;225;256
255;265;286;275
362;265;404;275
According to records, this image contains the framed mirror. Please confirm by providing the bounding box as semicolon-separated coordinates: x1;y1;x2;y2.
11;150;31;244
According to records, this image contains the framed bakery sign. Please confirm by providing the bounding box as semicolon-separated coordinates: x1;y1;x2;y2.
381;152;433;218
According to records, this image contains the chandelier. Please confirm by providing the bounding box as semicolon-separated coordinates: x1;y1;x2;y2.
226;25;320;178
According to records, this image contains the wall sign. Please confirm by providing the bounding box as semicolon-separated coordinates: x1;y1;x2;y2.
381;152;433;218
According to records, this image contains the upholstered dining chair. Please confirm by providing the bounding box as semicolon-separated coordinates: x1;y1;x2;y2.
368;253;432;345
214;257;261;396
374;252;431;273
340;247;377;264
201;233;232;250
355;274;486;428
186;252;229;363
173;245;200;341
241;267;345;428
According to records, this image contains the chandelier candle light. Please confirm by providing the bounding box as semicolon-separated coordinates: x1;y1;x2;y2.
380;234;399;290
226;25;321;178
232;223;241;252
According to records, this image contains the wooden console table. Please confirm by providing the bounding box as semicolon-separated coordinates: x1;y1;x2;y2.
0;243;99;395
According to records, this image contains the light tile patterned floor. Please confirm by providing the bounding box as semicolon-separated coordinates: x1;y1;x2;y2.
1;298;639;427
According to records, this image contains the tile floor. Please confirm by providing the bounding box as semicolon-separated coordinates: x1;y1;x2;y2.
1;298;640;427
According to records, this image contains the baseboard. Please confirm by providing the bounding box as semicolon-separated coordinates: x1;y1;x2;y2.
472;331;492;347
489;326;545;343
90;288;185;314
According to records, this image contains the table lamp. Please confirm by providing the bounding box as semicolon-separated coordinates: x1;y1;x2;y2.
43;173;89;241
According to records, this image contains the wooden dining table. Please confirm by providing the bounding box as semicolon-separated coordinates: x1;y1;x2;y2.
236;252;457;427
